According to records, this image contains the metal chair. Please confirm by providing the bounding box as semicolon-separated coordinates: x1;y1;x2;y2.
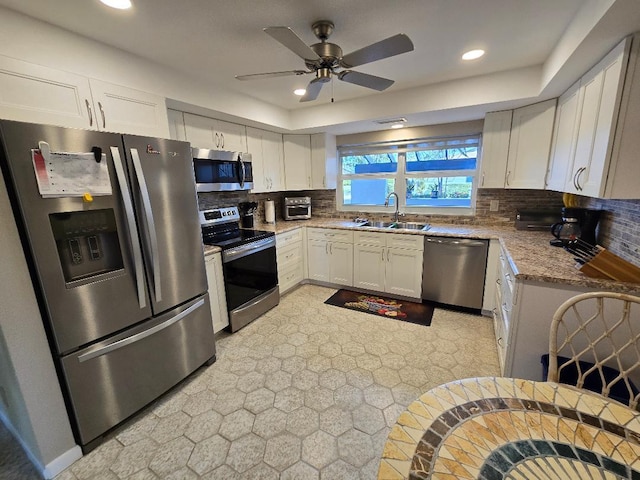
547;291;640;409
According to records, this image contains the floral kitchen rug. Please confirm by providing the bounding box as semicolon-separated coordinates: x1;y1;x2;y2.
324;289;434;326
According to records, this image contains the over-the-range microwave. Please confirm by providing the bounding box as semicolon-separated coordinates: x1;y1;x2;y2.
192;148;253;192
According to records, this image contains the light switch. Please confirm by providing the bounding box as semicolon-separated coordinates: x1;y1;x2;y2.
490;200;499;211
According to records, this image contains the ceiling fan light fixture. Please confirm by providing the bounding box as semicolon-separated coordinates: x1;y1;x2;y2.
294;88;307;96
99;0;132;9
462;49;485;61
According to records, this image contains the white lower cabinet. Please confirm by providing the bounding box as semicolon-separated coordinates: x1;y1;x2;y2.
204;252;229;333
306;228;353;286
353;231;424;299
276;228;304;293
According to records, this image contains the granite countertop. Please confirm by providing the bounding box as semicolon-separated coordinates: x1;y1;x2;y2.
248;218;640;294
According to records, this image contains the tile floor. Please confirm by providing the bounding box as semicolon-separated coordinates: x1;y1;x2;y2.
1;284;500;479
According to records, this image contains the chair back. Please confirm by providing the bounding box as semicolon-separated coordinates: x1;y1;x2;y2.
548;291;640;409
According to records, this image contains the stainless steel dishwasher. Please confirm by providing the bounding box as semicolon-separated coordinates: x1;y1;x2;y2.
421;237;489;310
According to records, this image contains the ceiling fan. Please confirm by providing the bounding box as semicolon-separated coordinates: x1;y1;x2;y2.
235;20;414;102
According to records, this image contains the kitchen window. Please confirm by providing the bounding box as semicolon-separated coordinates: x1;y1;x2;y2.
337;135;481;215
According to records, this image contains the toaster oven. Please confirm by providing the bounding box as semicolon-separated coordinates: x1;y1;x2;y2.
283;197;311;220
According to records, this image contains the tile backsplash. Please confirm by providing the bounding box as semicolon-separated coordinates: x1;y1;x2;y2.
197;189;640;266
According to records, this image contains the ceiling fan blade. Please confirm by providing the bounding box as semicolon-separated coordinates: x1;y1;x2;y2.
340;33;414;68
235;70;310;81
300;78;325;102
338;70;394;91
264;26;321;62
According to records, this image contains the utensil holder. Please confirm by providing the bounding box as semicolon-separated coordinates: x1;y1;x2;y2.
579;248;640;283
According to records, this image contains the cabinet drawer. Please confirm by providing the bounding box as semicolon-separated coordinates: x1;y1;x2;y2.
276;228;302;246
307;228;353;243
277;242;303;271
279;262;303;293
387;233;424;250
353;230;386;247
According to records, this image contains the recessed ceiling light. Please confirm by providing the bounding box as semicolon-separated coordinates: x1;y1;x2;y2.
462;49;485;61
294;88;306;96
99;0;132;9
391;123;405;129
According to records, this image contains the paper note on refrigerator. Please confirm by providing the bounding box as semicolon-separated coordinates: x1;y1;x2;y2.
31;149;112;198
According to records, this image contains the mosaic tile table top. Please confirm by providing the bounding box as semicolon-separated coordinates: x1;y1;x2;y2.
378;377;640;479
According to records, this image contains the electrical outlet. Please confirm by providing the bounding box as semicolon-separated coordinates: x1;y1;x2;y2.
490;200;500;212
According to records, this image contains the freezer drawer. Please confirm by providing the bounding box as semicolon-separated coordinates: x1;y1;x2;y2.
60;294;215;447
421;237;489;310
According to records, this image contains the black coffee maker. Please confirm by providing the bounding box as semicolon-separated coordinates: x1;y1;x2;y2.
238;202;258;228
550;207;601;247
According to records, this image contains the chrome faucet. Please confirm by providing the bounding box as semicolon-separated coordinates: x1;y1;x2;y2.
384;192;400;222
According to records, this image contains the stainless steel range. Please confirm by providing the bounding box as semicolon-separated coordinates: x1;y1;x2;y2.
201;206;279;332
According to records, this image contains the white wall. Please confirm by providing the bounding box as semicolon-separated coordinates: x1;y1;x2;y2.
0;169;80;477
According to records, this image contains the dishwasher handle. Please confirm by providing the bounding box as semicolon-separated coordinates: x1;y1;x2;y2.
425;237;487;247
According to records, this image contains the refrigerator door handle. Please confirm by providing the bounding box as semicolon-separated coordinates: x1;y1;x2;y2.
110;147;146;309
130;148;162;302
77;298;205;362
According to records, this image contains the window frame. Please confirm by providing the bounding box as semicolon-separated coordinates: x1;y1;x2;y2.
337;134;482;216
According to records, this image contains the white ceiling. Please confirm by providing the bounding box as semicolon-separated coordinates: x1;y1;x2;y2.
2;0;640;134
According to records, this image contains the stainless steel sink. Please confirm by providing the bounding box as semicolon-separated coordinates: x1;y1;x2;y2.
358;220;431;231
360;220;396;228
390;222;431;231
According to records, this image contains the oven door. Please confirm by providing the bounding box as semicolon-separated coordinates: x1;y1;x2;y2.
221;237;279;331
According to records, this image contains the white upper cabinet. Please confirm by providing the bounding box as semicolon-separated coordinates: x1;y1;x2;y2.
479;110;512;188
183;113;247;151
283;134;312;190
546;35;640;199
505;99;556;189
246;127;285;193
311;133;337;189
167;109;187;141
88;79;170;138
0;55;170;137
546;81;581;191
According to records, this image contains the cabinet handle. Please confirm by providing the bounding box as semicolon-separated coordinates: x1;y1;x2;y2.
325;243;329;255
214;133;219;148
381;249;385;262
576;167;586;191
85;99;93;126
98;101;106;129
330;243;333;255
386;249;391;262
220;133;225;148
497;337;504;347
496;278;501;285
482;172;485;186
505;170;511;186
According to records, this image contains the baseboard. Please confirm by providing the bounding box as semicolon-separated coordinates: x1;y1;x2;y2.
42;445;82;479
0;410;82;479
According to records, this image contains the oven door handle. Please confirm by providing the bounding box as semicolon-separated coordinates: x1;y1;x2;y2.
222;237;275;263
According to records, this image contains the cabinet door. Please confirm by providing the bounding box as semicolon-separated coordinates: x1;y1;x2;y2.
329;242;353;286
183;113;218;149
505;99;556;189
216;120;247;152
353;244;386;291
578;43;627;197
479;110;512;188
546;81;581;192
246;127;268;192
307;239;330;282
167;109;187;141
311;133;337;189
385;248;423;298
205;253;229;333
89;79;170;138
0;55;94;129
263;130;285;191
283;134;311;190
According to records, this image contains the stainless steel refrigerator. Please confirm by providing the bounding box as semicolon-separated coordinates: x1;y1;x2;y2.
0;120;215;451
